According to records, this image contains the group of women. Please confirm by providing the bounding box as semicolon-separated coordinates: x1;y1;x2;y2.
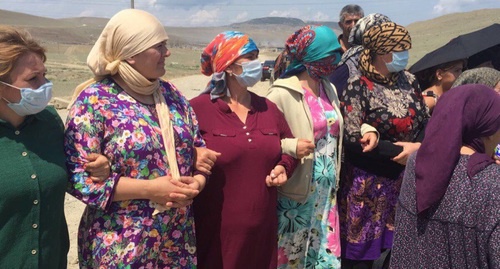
0;7;498;269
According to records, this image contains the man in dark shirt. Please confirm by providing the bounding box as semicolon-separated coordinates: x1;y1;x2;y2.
338;4;364;53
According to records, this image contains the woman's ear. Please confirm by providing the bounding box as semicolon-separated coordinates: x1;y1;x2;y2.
225;66;234;77
436;69;443;81
125;57;135;65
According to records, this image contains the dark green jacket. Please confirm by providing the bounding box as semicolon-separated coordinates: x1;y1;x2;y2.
0;106;69;269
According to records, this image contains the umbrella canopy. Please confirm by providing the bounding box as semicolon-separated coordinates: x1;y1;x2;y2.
409;23;500;73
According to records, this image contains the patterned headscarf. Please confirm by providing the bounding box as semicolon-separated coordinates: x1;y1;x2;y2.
275;25;342;81
359;22;411;84
339;13;392;66
452;67;500;89
200;31;258;99
415;84;500;213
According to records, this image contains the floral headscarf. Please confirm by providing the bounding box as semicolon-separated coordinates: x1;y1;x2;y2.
200;31;258;99
339;13;392;66
359;22;411;84
275;25;342;81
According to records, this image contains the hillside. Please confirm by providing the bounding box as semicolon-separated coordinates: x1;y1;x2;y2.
406;8;500;64
1;8;499;96
0;9;341;48
2;8;499;51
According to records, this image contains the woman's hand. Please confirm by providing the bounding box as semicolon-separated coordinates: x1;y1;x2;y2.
392;142;421;165
194;147;221;175
296;138;315;159
148;176;200;208
265;165;287;187
360;132;378;152
84;153;111;182
165;175;206;208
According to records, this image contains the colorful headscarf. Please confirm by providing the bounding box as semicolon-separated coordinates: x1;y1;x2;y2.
359;22;411;84
452;67;500;89
339;13;392;66
275;25;342;81
200;31;258;99
415;84;500;213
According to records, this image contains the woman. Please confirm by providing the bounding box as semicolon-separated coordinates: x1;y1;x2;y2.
65;9;206;268
451;67;500;165
329;13;392;97
267;25;377;268
190;31;297;269
0;26;109;268
391;85;500;268
452;66;500;91
414;59;466;113
339;22;429;268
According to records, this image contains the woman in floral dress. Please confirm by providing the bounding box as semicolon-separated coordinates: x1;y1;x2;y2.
267;25;377;269
339;22;429;268
65;9;205;268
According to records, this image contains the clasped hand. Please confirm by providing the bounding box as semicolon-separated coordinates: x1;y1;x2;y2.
265;165;287;187
150;175;205;208
194;147;221;175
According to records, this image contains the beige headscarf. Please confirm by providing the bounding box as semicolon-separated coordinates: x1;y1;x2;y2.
70;9;177;213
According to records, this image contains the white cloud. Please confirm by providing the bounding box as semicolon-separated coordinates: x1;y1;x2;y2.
78;9;97;17
188;8;220;25
312;11;329;21
235;11;248;21
269;9;301;18
433;0;477;15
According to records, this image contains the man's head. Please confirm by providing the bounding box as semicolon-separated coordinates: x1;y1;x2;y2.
338;4;364;37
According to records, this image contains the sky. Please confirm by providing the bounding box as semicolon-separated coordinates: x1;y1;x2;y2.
1;0;499;27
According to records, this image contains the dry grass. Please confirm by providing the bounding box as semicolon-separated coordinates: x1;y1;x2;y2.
406;8;500;65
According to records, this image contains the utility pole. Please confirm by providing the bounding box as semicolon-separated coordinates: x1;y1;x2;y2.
131;0;134;9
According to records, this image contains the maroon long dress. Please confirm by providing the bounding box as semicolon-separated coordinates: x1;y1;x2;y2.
190;92;297;269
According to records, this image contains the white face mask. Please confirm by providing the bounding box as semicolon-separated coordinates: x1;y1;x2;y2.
234;59;263;87
1;80;53;116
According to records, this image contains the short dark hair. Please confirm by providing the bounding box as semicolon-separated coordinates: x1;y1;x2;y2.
339;4;364;23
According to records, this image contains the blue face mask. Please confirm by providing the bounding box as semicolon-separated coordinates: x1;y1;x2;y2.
234;59;263;87
385;50;409;73
1;80;53;116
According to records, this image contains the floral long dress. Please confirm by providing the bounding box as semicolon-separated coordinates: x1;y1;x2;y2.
277;87;341;269
339;72;428;261
65;78;204;268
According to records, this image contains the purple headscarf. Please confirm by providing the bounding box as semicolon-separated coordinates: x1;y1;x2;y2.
415;84;500;213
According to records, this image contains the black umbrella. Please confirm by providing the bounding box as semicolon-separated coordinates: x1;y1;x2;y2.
409;23;500;73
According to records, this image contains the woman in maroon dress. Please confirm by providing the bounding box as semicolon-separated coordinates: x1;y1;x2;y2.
190;31;298;269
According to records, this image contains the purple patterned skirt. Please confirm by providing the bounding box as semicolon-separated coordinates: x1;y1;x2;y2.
338;163;403;261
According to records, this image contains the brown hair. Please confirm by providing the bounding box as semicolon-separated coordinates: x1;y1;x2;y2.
415;59;465;90
0;25;46;83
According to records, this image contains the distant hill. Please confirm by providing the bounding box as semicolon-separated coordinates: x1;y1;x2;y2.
59;17;110;28
306;21;340;31
1;8;499;58
230;17;306;27
0;9;341;48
